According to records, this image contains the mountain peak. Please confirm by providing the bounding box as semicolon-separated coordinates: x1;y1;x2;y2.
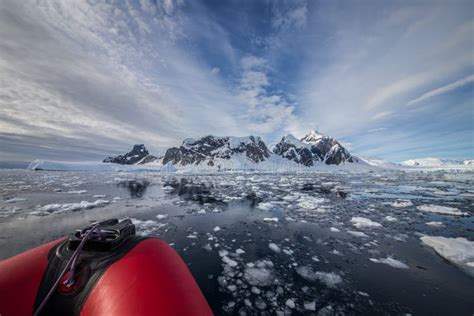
301;130;325;144
103;144;156;165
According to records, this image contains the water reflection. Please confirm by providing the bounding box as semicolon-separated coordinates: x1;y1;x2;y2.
164;178;222;204
117;180;149;198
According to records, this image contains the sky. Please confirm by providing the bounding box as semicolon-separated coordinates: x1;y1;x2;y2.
0;0;473;163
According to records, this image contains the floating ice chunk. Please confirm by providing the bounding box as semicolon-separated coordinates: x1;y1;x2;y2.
285;299;296;309
347;230;369;238
213;226;221;232
283;194;299;201
255;297;267;310
235;248;246;255
66;190;87;194
384;216;397;222
297;196;326;210
283;248;294;256
296;266;342;288
5;197;27;203
358;291;369;297
268;243;281;253
263;217;279;222
162;185;174;192
129;218;167;236
244;260;274;286
426;221;444;227
197;209;207;215
227;285;237;292
330;227;340;232
303;301;316;311
93;194;107;198
369;257;409;269
351;217;382;228
219;250;229;257
390;200;413;208
251;286;261;294
36;199;110;214
222;256;238;267
420;236;474;277
311;256;320;262
257;202;274;210
417;204;468;216
156;214;169;220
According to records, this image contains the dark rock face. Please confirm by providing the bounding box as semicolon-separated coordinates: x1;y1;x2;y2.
103;144;157;165
163;136;271;166
273;135;314;166
273;132;358;166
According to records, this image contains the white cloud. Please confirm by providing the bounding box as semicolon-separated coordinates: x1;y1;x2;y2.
237;56;296;134
407;74;474;106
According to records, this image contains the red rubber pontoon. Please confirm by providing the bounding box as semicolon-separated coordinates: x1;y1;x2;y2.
0;219;213;316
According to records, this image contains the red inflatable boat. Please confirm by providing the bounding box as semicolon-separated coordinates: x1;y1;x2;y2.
0;219;213;316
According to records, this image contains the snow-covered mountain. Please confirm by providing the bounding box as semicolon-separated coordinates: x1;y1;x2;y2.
273;131;358;166
103;144;157;165
162;136;271;167
400;157;466;167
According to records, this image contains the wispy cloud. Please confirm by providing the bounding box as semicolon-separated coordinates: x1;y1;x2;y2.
406;74;474;106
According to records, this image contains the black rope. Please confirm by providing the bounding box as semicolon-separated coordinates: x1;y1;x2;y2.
33;223;100;316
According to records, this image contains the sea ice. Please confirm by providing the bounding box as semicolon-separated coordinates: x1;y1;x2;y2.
5;197;27;203
347;230;369;238
420;236;474;276
390;200;413;208
244;260;275;286
369;257;409;269
303;301;316;311
268;243;281;253
35;199;110;214
296;266;342;288
351;217;382;228
426;221;444;227
257;202;274;211
417;204;468;216
384;216;397;222
263;217;279;222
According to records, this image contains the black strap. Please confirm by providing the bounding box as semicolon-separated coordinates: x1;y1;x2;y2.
34;236;147;316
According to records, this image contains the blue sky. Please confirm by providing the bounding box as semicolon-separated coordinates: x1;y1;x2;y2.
0;0;472;162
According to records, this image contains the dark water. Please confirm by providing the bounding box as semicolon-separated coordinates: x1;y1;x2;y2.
0;170;473;315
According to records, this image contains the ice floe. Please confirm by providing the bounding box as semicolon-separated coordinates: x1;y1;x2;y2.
296;266;342;288
263;217;279;222
33;199;110;214
5;197;27;203
417;204;468;216
390;200;413;208
369;257;409;269
384;216;397;222
351;217;382;228
425;221;444;227
268;243;281;253
244;260;275;286
257;202;274;210
420;236;474;276
347;230;369;238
